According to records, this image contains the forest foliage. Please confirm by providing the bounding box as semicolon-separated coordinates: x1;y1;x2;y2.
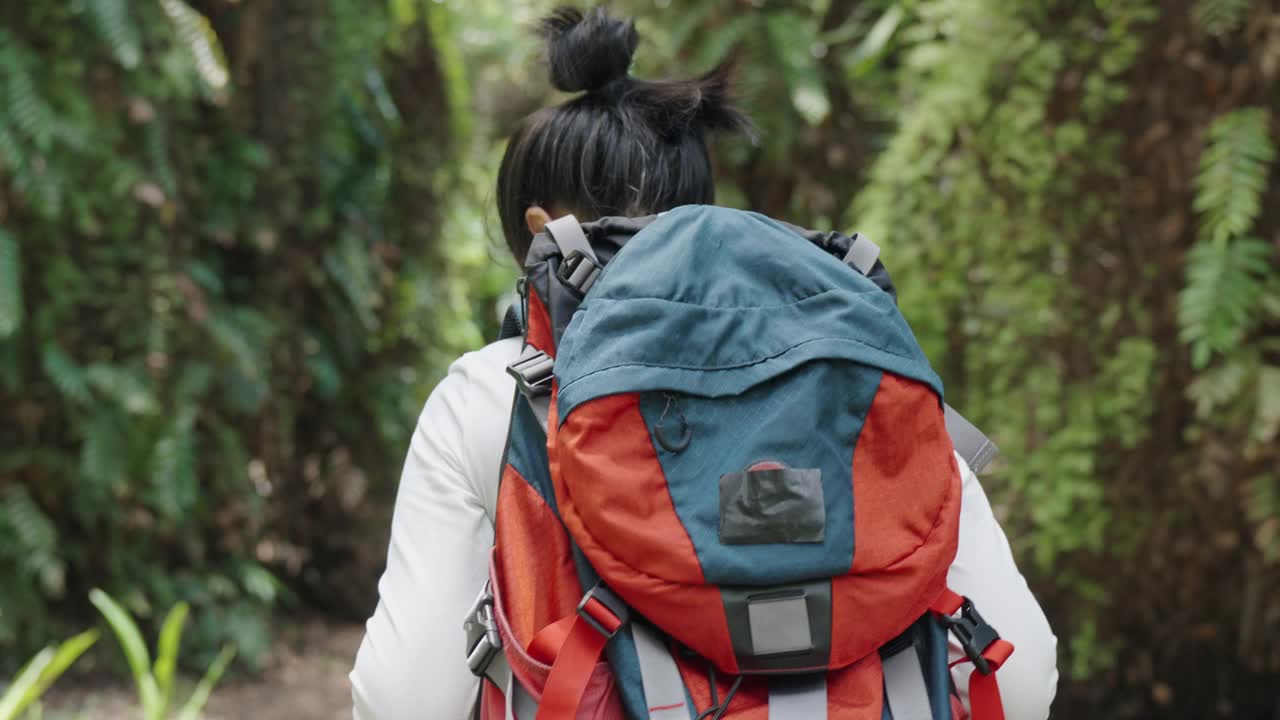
1;0;1278;716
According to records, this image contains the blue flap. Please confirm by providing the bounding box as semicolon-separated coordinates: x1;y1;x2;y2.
554;205;942;421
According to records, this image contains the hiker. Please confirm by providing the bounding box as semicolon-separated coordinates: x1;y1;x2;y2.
350;7;1058;719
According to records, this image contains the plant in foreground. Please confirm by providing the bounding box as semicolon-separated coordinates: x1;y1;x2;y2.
89;589;236;720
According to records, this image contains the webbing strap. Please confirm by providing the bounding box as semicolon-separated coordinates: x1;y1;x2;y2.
767;675;827;719
632;623;691;720
534;599;622;720
943;404;999;474
545;215;598;265
843;233;881;275
505;673;539;720
930;588;1013;720
882;645;932;720
529;395;550;434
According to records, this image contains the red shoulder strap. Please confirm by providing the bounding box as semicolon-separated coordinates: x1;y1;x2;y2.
931;588;1014;720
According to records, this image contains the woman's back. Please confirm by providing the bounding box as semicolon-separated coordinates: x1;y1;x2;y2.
350;7;1058;718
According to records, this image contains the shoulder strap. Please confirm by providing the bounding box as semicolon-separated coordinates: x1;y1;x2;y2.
882;644;933;720
545;215;597;264
498;303;524;341
842;232;881;275
943;404;999;474
768;675;827;719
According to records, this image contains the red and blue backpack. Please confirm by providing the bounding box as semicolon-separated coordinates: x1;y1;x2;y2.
465;206;1012;720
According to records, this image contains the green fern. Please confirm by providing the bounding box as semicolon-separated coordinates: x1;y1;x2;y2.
0;229;21;339
0;34;57;150
41;344;91;404
79;409;128;495
2;487;64;598
1192;0;1254;36
1194;108;1276;245
85;363;159;415
148;413;197;521
86;0;142;69
1178;237;1272;369
157;0;229;96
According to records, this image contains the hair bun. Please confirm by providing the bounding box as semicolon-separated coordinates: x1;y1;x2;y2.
540;7;638;94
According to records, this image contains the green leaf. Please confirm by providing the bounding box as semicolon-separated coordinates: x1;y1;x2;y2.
175;644;235;720
0;629;99;720
847;5;905;78
86;0;142;69
0;228;22;339
1178;237;1272;368
158;0;229;95
153;602;189;711
41;345;90;404
149;416;197;520
1192;0;1253;35
88;589;162;718
0;647;55;720
1194;108;1276;245
86;364;159;415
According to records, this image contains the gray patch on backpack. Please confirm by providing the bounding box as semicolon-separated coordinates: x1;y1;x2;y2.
719;467;825;544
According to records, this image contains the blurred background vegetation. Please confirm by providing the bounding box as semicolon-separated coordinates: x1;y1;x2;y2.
0;0;1277;717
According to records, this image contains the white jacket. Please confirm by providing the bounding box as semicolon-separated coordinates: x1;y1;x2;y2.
351;337;1059;719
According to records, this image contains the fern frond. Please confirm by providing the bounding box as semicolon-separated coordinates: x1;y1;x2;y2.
1192;0;1254;36
324;231;380;331
41;344;91;404
0;34;56;151
86;364;159;415
158;0;229;96
1178;236;1272;368
1194;108;1276;245
0;228;21;339
149;415;197;521
79;409;128;494
86;0;142;70
2;487;65;597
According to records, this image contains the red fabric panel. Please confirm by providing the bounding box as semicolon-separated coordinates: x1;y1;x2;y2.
526;288;555;357
494;465;583;648
830;373;961;666
551;392;738;671
552;392;703;584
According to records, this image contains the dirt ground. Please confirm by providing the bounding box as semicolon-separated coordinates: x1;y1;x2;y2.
43;619;365;720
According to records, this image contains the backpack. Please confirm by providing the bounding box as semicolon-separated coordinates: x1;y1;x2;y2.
465;206;1011;720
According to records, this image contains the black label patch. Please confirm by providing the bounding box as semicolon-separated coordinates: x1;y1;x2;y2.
719;467;825;545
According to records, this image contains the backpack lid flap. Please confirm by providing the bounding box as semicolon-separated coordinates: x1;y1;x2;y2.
553;206;942;422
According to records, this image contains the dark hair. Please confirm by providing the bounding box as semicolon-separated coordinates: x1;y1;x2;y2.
496;7;753;262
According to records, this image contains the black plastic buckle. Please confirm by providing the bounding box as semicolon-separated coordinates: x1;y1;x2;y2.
463;583;503;677
941;597;1001;675
557;249;603;297
576;584;630;639
506;346;554;397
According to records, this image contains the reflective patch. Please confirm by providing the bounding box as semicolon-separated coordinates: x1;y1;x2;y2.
719;468;825;544
747;595;814;656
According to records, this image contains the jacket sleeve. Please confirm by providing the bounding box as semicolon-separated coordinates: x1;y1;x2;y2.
350;348;512;720
946;454;1059;720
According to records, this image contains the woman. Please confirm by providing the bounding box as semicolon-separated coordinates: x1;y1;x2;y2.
350;8;1058;719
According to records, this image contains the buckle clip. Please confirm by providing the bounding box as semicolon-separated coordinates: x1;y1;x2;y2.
940;597;1001;675
506;346;554;397
557;250;603;297
463;582;502;677
575;584;630;640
